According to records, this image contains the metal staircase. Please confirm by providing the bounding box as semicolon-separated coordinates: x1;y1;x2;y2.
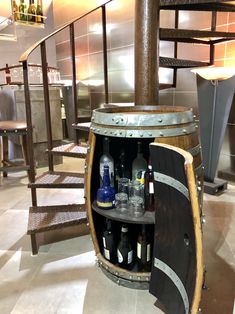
20;0;235;254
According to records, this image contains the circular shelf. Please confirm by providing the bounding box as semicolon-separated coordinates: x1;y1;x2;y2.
92;201;155;224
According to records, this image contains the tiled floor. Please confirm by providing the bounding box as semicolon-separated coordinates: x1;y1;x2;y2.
0;160;234;314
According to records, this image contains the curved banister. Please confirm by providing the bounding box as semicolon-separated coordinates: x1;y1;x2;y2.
19;0;112;62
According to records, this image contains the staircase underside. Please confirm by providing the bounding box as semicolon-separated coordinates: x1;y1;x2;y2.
160;0;235;11
160;28;235;44
160;56;209;68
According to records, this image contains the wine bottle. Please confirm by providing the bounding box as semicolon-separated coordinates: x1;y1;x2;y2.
117;224;133;270
12;0;20;21
99;137;114;187
144;164;155;212
97;165;115;209
5;64;11;85
132;141;147;183
36;0;43;23
102;219;117;263
137;224;152;272
19;0;27;21
28;0;36;22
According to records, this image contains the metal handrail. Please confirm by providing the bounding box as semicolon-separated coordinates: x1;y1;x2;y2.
18;1;112;193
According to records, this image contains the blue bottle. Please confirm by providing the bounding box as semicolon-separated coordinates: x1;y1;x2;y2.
97;165;115;209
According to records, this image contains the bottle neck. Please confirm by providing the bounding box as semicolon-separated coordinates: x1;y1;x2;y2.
103;138;110;154
102;167;111;187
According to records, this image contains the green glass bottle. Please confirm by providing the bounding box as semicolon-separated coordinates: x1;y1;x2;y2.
36;0;43;23
19;0;27;21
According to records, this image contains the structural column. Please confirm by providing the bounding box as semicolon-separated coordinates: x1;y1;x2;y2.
135;0;160;106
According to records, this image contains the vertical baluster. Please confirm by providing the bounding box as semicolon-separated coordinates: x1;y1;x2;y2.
41;41;54;171
173;10;179;88
102;5;109;104
210;11;217;65
70;23;79;143
22;60;37;205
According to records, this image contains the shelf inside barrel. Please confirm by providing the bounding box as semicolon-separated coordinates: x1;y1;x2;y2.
92;201;155;224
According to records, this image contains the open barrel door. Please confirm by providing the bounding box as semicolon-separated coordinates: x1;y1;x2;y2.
149;143;203;314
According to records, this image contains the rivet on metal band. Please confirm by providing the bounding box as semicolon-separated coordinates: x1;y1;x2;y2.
154;258;189;314
154;172;189;200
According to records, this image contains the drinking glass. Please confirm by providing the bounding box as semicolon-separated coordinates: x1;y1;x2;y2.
118;178;130;194
115;192;128;213
128;196;144;217
128;180;144;199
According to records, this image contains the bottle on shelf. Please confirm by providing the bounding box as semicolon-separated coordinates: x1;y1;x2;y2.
114;148;125;190
99;137;114;187
19;0;27;21
102;219;117;263
137;224;152;272
117;224;133;270
5;64;11;85
36;0;43;23
12;0;20;21
97;165;115;210
132;141;147;184
28;0;36;22
144;162;155;212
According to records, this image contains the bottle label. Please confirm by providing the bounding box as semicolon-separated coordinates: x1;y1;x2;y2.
104;248;110;260
117;249;123;263
137;242;151;262
128;250;133;264
149;182;154;194
102;237;106;248
97;201;114;208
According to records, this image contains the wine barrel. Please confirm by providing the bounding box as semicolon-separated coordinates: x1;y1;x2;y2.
85;105;203;290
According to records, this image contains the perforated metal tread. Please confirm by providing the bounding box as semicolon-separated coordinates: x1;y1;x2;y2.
160;56;208;68
27;204;87;234
28;171;85;188
50;143;87;158
72;122;91;132
160;28;235;44
160;0;235;12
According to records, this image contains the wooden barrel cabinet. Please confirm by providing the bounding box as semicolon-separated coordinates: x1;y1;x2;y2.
84;106;203;313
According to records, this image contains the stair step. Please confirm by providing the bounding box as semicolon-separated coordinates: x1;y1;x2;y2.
27;204;87;234
50;143;87;158
28;171;85;188
160;56;209;68
160;28;235;44
160;0;235;12
159;83;174;90
72;122;91;132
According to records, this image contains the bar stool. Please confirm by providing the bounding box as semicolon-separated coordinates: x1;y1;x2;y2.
0;120;29;178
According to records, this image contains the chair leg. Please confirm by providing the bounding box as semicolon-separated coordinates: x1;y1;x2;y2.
2;136;8;177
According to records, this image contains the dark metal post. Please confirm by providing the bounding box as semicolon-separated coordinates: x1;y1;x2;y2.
70;23;79;143
22;60;37;205
41;41;54;171
210;11;217;64
173;10;179;87
135;0;159;106
102;5;109;104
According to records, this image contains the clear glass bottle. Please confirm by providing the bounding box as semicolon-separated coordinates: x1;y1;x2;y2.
97;165;115;209
117;224;133;270
99;137;114;187
132;141;147;183
102;219;117;263
137;224;152;272
144;164;155;212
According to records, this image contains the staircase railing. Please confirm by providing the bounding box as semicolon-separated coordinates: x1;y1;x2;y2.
19;1;112;184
